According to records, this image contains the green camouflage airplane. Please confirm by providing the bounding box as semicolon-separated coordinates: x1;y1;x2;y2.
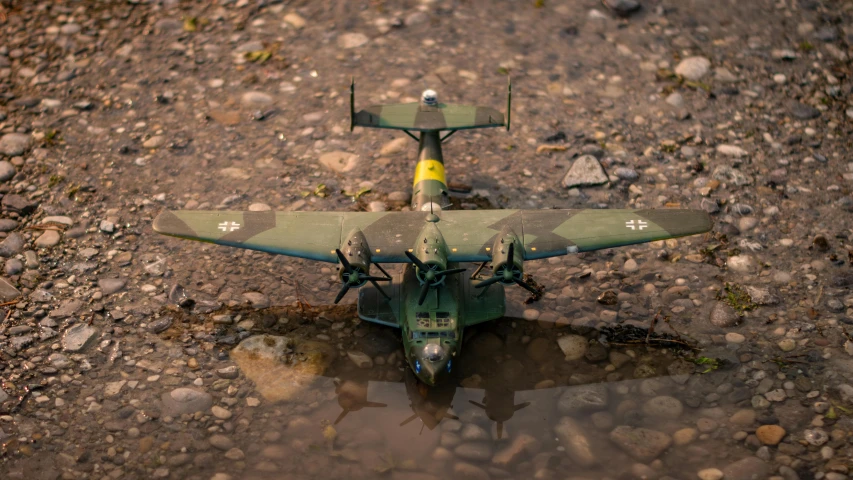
153;80;712;386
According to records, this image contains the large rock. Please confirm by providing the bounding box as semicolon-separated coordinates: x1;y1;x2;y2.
557;384;609;414
675;56;711;80
231;335;335;402
62;323;98;352
319;151;358;173
0;133;30;157
161;388;213;416
554;417;597;467
609;426;672;461
721;457;769;480
562;155;609;188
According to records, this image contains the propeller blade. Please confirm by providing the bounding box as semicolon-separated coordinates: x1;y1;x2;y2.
438;268;467;276
417;282;430;306
369;279;391;300
334;283;351;304
507;242;514;265
334;409;349;425
335;249;352;271
404;250;428;271
399;413;418;427
496;421;504;440
474;276;503;289
515;278;539;294
468;400;487;410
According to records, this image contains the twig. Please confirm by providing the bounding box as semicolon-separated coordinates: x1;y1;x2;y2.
815;284;823;307
0;299;21;307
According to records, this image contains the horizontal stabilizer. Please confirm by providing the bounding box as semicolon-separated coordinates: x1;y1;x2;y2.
353;103;505;132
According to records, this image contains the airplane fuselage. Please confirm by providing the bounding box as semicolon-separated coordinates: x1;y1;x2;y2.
357;129;506;385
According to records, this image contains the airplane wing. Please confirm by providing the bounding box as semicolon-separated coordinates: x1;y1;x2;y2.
152;208;711;263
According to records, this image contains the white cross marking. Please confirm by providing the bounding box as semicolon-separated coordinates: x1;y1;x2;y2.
218;221;241;232
625;219;648;230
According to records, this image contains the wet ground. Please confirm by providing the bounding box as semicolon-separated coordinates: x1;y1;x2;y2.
3;0;853;479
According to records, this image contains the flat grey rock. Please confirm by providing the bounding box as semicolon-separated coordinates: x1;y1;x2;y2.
62;323;98;352
0;133;30;157
99;277;127;295
0;277;21;301
161;388;213;417
562;155;609;188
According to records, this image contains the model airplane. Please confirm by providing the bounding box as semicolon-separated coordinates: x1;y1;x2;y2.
153;80;712;385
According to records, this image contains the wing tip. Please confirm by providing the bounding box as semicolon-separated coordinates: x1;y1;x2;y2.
153;210;194;237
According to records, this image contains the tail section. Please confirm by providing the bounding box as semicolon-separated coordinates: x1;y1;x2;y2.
350;78;511;133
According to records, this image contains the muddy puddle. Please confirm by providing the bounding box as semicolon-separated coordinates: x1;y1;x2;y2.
140;302;771;480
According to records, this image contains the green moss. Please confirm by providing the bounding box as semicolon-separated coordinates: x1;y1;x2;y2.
719;282;757;312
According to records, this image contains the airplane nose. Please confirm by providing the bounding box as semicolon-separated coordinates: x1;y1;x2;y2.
415;344;449;383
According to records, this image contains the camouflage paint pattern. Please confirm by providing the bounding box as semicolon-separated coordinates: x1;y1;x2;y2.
353;103;505;131
153;208;712;264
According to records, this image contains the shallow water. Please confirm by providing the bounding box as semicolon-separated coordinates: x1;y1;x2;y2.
156;304;764;480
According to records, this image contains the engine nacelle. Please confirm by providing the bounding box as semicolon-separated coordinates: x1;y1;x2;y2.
412;221;448;285
339;228;371;286
489;231;523;285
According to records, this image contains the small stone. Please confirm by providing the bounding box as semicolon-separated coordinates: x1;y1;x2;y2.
698;468;724;480
347;351;373;368
609;426;672;461
211;406;232;420
562;155;609;188
319;151;358;173
380;137;409;156
777;339;796;352
554;417;597;467
1;195;38;216
804;428;828;446
0;133;30;157
725;332;746;344
283;13;306;29
241;91;274;107
209;434;234;451
665;92;684;107
623;258;638;273
557;335;587;360
710;302;740;327
730;409;756;426
672;428;698;446
602;0;640;16
161;388;213;416
717;144;748;157
0;161;16;182
367;201;387;212
756;425;786;445
99;220;115;233
0;277;20;301
337;32;369;49
248;203;271;212
727;255;756;273
34;230;61;248
491;433;540;467
142;136;166;148
454;442;493;462
787;101;820;120
675;56;711;81
642;396;684;419
721;457;769;480
557;384;609;414
0;233;24;257
62;324;98;352
452;463;489;480
242;292;269;309
98;278;127;295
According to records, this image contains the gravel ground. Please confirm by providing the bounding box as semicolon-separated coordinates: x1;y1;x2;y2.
2;0;853;479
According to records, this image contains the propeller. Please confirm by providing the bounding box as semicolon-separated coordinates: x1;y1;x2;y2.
334;249;390;304
404;250;467;306
474;243;539;294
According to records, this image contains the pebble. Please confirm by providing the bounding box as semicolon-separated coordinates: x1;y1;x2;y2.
209;434;234;451
756;425;786;445
242;291;270;308
787;101;820;120
211;405;232;420
665;92;684;107
698;468;725;480
721;456;769;480
717;144;748;157
557;384;609;413
709;302;740;327
803;428;828;446
673;428;698;446
562;155;609;188
642;396;684;419
319;151;358;173
609;426;672;461
0;161;16;182
241;91;274;107
0;133;30;157
556;335;588;360
337;32;369;49
554;417;597;467
347;350;373;368
0;233;25;257
454;442;493;462
283;13;306;29
61;324;98;352
778;338;796;352
675;56;711;80
623;258;638;273
34;230;61;248
161;388;213;416
725;332;746;344
727;255;756;273
99;277;127;295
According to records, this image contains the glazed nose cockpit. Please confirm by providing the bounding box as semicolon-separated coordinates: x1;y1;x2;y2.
413;342;451;382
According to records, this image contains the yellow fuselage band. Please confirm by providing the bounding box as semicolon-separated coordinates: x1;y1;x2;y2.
413;159;446;186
